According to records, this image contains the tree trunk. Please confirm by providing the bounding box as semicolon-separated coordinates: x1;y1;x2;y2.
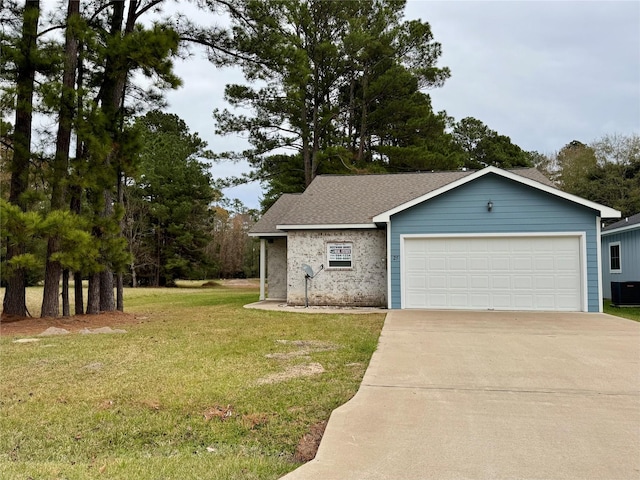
94;1;135;311
74;271;84;315
62;269;70;316
131;262;137;288
117;273;124;311
116;170;124;311
86;273;100;314
3;268;27;318
3;0;39;317
41;238;62;317
41;0;80;318
100;270;114;311
71;40;85;317
311;66;321;181
357;71;368;163
40;241;61;317
349;76;356;151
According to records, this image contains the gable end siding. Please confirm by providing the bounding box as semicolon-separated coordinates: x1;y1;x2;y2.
389;174;600;311
601;229;640;298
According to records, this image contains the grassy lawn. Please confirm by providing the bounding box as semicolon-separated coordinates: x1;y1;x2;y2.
603;299;640;322
0;283;385;479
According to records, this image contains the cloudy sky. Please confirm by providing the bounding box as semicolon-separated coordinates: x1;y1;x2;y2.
162;1;640;209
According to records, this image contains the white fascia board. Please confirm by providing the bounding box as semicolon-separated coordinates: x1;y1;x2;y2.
372;166;622;222
601;223;640;236
247;232;287;237
276;223;378;230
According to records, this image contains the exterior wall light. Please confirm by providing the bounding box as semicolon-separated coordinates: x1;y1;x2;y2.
487;200;493;212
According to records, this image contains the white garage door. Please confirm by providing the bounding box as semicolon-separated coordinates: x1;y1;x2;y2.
403;235;583;311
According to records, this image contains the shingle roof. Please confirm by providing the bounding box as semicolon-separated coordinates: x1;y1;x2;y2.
249;193;301;235
602;213;640;232
249;168;557;234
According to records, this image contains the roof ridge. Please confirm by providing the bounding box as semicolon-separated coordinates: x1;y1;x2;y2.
314;170;478;178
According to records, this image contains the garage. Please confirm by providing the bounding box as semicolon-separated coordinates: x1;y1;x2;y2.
402;235;584;311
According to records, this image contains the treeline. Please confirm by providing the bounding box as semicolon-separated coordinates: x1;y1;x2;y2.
0;1;258;318
1;1;637;320
536;134;640;221
212;1;536;208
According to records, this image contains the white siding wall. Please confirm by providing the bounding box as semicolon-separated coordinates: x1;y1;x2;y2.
287;230;387;306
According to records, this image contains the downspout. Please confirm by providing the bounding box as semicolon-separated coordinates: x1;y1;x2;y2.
386;221;392;309
259;238;266;301
596;217;603;313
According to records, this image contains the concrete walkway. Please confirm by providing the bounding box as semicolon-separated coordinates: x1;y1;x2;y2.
281;310;640;480
244;300;387;315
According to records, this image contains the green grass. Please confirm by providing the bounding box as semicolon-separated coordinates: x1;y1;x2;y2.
603;299;640;322
0;285;385;479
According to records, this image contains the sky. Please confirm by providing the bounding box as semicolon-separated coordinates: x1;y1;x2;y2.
162;1;640;210
31;1;640;210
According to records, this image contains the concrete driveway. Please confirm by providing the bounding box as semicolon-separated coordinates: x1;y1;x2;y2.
282;310;640;480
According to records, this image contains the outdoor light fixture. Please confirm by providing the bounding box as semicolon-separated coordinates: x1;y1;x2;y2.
487;200;493;212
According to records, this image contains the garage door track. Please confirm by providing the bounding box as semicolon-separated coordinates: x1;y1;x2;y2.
282;310;640;480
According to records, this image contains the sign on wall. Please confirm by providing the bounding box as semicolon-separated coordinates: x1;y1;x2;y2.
327;243;352;268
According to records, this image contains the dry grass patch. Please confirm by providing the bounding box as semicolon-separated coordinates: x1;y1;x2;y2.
1;285;384;479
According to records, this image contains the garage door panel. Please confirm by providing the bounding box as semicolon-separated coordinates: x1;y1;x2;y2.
406;293;427;307
449;258;467;271
534;276;555;288
513;276;533;289
557;257;580;271
406;273;426;289
535;257;555;271
428;257;446;270
491;257;511;270
470;275;489;288
556;295;580;309
534;294;556;309
513;294;534;309
492;294;512;308
469;240;489;252
450;293;469;307
469;294;490;308
403;236;582;311
512;257;533;269
428;275;446;288
491;276;511;289
533;238;554;250
427;293;447;307
470;257;489;270
449;276;468;288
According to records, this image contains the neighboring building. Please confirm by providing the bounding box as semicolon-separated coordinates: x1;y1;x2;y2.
601;213;640;299
249;166;620;312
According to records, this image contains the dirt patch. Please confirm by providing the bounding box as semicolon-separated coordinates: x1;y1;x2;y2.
265;351;311;360
0;311;140;337
294;420;328;463
241;413;272;430
222;278;259;288
275;340;338;351
257;362;325;385
204;404;234;421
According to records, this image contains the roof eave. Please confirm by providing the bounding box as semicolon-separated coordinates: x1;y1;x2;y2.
276;223;378;230
601;223;640;236
247;232;288;237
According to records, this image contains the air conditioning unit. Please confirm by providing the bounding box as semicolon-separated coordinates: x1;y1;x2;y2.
611;282;640;306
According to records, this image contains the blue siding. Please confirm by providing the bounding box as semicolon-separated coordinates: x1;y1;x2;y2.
601;228;640;298
389;174;600;311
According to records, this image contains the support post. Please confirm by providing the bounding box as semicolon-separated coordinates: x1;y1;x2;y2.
259;238;266;301
305;276;309;308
